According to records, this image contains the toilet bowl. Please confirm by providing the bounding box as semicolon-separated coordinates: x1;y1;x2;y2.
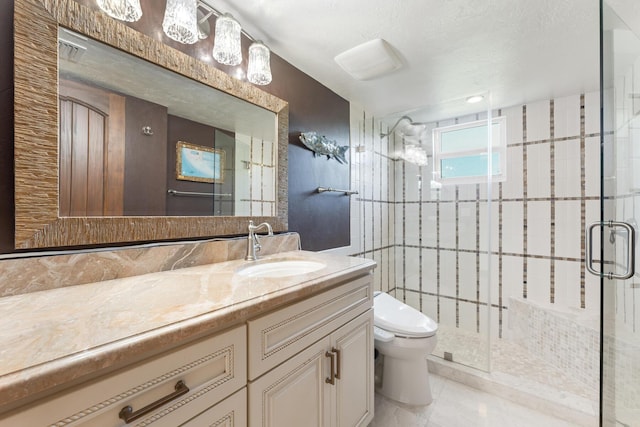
373;291;438;405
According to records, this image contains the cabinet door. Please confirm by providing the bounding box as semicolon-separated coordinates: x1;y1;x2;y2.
247;275;372;380
180;388;246;427
331;310;374;427
248;336;332;427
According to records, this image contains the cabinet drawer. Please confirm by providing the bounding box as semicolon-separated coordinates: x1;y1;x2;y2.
180;388;246;427
247;275;372;380
1;325;246;427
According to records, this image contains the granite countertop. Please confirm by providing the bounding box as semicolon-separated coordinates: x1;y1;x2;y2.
0;250;376;411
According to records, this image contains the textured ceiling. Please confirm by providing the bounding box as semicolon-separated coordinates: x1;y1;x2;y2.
207;0;600;123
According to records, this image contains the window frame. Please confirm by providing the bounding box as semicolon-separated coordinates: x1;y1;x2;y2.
432;116;507;185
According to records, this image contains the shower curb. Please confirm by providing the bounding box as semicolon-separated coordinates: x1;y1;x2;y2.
427;356;598;426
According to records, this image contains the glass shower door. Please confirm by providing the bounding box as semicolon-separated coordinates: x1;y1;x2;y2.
599;2;640;425
405;94;494;373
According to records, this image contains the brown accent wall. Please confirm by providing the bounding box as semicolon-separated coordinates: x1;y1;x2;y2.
0;1;14;253
268;54;351;251
0;0;349;253
123;96;168;216
166;115;224;216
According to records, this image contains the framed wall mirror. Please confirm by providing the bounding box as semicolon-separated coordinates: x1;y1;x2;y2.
14;0;288;249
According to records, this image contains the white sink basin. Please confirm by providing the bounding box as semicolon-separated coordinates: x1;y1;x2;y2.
237;260;326;278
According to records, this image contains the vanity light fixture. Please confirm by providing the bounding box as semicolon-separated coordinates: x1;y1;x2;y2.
162;0;199;44
212;13;243;65
95;0;273;85
204;4;273;85
96;0;142;22
247;41;272;85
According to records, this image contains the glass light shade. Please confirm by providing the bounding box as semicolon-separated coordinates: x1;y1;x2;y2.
162;0;199;44
213;14;242;66
97;0;142;22
401;145;428;166
247;41;272;85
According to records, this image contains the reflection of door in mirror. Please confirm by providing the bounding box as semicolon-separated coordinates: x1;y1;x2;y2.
59;78;170;217
59;79;125;217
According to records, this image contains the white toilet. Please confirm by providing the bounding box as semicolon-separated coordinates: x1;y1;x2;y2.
373;291;438;405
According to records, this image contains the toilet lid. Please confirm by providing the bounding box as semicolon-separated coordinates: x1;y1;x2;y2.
373;292;438;338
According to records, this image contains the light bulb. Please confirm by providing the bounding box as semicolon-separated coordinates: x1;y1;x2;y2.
247;41;272;85
97;0;142;22
213;13;242;66
162;0;199;44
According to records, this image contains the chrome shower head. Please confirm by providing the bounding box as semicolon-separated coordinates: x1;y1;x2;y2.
380;115;427;139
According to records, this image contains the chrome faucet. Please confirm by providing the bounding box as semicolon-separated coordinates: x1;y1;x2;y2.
245;220;273;261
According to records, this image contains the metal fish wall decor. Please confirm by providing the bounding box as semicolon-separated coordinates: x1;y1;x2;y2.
299;132;349;164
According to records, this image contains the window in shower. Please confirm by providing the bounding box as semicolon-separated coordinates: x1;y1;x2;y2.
432;116;507;184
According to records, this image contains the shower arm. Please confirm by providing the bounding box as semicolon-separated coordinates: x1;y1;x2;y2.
380;115;426;139
380;115;413;139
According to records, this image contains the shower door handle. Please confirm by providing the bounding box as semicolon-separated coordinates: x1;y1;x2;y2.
586;221;636;280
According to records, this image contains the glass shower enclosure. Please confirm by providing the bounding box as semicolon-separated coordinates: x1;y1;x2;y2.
599;1;640;425
393;94;496;373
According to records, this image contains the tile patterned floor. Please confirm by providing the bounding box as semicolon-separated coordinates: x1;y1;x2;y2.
369;373;583;427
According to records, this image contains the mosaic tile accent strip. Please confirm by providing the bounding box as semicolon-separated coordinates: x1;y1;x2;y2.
522;104;529;300
549;99;556;304
476;184;482;334
455;186;460;327
498;181;504;338
579;94;587;309
402;139;408;303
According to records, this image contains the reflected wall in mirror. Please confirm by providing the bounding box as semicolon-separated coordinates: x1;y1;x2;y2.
57;28;276;218
14;0;288;249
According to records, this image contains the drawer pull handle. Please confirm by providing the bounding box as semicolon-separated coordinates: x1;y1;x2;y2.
325;351;336;385
119;380;190;424
332;347;341;380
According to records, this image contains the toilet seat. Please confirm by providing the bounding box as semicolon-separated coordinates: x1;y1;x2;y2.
374;292;438;338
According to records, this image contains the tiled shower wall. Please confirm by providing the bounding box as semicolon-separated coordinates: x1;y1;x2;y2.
234;134;276;217
344;105;396;294
396;93;602;337
347;92;602;384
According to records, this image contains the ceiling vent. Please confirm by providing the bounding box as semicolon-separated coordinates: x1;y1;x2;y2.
58;38;87;63
334;39;402;81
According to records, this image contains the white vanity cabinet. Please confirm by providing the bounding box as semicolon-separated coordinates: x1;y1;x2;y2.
247;276;374;427
0;267;375;427
0;325;247;427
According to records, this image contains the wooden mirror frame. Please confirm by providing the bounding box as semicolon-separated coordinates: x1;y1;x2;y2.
14;0;288;249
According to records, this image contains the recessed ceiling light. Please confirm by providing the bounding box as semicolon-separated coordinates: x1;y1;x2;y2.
466;95;484;104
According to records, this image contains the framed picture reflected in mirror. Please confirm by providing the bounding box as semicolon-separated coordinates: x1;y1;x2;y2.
176;141;225;184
